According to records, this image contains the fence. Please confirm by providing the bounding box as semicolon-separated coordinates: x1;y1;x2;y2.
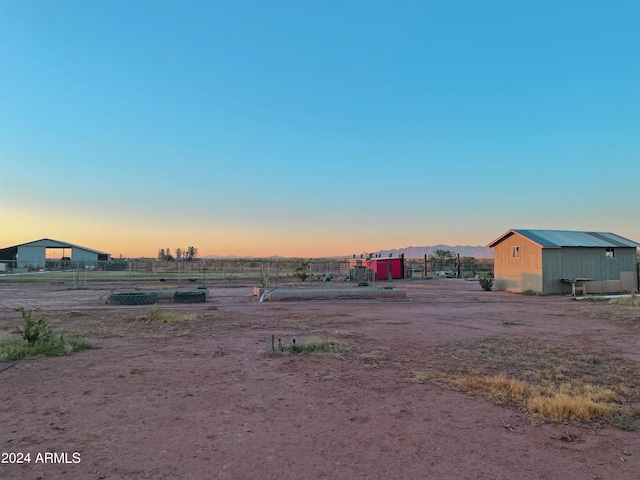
0;259;346;285
403;257;493;279
0;257;494;284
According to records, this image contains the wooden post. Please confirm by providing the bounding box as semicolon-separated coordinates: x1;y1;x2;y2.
424;254;427;278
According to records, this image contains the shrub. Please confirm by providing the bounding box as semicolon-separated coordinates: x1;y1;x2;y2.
0;308;92;361
0;335;92;361
292;260;311;282
266;335;343;356
14;308;51;344
479;276;494;291
259;271;271;288
288;339;343;355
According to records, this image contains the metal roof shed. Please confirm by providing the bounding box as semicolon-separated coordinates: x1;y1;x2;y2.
487;229;640;294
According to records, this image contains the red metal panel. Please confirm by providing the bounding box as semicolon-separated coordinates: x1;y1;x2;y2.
363;258;404;280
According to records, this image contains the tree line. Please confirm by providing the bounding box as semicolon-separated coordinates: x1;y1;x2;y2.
157;246;198;261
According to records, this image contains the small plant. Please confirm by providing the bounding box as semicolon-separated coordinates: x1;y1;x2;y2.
14;308;51;344
607;409;636;431
292;260;311;282
224;261;241;282
266;335;343;356
288;339;342;355
0;308;92;361
357;281;369;287
259;271;272;289
266;335;286;357
479;276;494;291
521;289;547;296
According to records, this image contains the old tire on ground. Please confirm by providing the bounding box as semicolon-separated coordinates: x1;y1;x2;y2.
107;292;158;305
173;291;206;304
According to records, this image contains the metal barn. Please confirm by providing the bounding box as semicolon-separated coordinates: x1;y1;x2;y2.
0;238;110;270
487;229;640;295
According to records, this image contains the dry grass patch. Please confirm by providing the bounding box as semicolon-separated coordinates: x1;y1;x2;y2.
590;295;640;326
145;307;199;324
412;337;640;430
265;335;345;357
358;347;392;367
609;295;640;307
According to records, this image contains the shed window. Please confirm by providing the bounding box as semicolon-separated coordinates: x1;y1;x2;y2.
605;248;614;258
512;246;521;258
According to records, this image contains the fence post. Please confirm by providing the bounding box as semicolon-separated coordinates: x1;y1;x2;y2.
203;261;206;287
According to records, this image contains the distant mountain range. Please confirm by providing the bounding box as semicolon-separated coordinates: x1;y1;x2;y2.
203;245;493;259
366;245;493;259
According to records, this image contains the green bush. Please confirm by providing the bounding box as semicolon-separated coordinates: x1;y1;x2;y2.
288;339;342;355
0;335;92;361
266;335;343;356
14;308;51;344
292;260;311;282
259;271;272;288
1;308;93;361
479;276;494;291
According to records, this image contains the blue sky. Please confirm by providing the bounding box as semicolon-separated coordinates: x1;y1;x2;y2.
1;0;638;257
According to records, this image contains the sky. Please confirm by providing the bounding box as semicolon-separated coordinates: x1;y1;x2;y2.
1;0;638;258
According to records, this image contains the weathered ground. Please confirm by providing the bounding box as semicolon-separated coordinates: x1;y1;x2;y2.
1;279;639;480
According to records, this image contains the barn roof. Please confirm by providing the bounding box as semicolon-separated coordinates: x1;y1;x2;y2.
8;238;110;256
487;230;640;249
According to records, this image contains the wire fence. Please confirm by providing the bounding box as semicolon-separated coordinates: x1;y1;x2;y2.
0;257;493;285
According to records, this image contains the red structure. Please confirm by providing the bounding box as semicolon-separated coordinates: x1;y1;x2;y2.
348;255;405;281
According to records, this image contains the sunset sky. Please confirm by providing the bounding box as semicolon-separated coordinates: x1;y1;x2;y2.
1;1;638;258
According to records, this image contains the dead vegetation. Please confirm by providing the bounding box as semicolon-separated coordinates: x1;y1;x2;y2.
412;337;640;430
144;307;200;324
609;294;640;307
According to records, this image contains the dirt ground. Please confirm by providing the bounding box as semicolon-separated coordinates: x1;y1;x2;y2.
1;279;639;480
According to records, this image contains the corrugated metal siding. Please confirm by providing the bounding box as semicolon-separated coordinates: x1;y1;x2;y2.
541;249;564;293
16;246;46;268
514;230;640;248
71;249;100;263
542;247;638;294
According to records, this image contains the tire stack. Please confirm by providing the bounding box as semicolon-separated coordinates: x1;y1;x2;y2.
173;291;207;304
107;292;158;305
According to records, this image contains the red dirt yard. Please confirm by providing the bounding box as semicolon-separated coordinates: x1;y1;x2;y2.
1;279;639;480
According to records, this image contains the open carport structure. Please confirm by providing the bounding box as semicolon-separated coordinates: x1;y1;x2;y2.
0;238;110;270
